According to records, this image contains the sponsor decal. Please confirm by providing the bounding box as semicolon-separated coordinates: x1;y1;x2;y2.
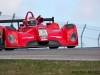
38;29;48;36
22;36;34;39
50;36;62;38
52;30;61;32
41;36;48;40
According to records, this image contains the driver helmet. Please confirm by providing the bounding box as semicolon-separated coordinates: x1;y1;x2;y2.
28;17;37;25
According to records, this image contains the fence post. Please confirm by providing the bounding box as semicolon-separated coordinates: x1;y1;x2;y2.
67;21;69;24
81;24;86;48
12;13;15;20
98;33;100;47
0;12;2;16
11;13;15;26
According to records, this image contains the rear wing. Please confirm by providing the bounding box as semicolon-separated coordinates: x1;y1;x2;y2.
0;17;54;23
44;17;54;22
0;19;24;23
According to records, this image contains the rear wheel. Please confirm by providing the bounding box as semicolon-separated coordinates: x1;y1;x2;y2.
0;35;4;51
67;46;75;48
0;46;3;51
49;47;59;49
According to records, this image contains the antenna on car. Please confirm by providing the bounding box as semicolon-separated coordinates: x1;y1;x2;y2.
36;15;41;20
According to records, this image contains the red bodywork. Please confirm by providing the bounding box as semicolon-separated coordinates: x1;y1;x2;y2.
0;11;78;48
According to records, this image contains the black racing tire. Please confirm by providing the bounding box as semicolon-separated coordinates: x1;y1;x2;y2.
5;48;15;51
67;46;75;48
0;34;4;51
49;47;59;49
0;47;3;51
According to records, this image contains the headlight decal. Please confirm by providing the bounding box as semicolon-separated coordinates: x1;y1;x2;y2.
8;34;16;43
70;33;76;42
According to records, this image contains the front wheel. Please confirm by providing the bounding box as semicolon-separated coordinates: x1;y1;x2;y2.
5;48;15;51
49;47;59;49
67;46;75;48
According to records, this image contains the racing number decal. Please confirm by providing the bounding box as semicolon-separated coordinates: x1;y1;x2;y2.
38;30;48;36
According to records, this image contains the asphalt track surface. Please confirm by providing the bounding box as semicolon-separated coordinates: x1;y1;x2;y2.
0;47;100;61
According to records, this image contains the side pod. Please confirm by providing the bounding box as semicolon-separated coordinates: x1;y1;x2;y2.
62;24;78;48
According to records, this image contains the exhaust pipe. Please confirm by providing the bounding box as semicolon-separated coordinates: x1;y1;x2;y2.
37;17;44;25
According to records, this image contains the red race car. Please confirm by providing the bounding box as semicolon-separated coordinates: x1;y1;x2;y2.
0;11;78;51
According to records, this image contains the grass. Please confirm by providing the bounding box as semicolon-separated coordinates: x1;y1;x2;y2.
0;60;100;75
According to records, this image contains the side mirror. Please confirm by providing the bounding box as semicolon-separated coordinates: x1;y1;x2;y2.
20;24;24;26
